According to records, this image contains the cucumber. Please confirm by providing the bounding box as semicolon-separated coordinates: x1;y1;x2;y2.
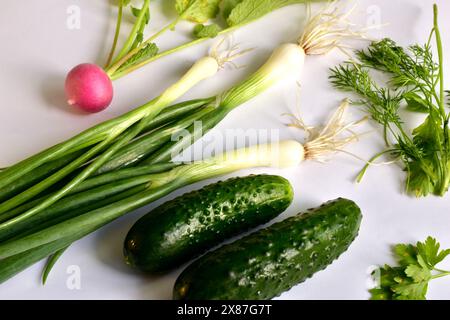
173;198;362;300
124;175;294;273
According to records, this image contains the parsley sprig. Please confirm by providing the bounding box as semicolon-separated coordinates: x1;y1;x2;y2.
330;4;450;197
370;237;450;300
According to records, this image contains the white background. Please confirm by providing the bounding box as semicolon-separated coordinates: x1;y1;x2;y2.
1;0;450;300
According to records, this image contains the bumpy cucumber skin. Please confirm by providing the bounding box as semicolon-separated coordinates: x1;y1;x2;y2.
173;198;362;300
124;175;294;273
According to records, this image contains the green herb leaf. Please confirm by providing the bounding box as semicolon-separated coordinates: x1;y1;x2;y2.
406;160;435;197
131;6;150;24
394;243;419;267
413;113;444;156
405;264;431;282
369;265;403;300
356;39;437;89
417;236;450;268
404;92;429;113
392;279;428;300
175;0;221;23
119;42;159;70
222;0;244;20
226;0;315;27
193;23;221;38
331;35;450;197
369;237;450;300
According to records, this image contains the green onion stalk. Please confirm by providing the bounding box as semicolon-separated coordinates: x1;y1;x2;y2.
0;54;225;229
0;99;210;204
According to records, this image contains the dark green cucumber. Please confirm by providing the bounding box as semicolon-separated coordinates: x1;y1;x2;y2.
173;198;362;300
124;175;294;273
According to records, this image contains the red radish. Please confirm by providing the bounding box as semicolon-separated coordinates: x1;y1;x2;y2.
65;63;114;113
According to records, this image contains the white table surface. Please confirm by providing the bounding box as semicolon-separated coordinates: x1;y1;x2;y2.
1;0;450;300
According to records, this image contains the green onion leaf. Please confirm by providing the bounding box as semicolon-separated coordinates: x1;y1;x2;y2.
42;246;69;285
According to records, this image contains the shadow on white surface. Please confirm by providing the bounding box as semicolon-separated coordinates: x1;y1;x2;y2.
40;72;88;115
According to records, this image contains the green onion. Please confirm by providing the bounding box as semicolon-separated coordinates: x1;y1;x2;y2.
95;103;215;174
0;238;76;284
0;55;223;228
42;246;68;285
0;165;175;242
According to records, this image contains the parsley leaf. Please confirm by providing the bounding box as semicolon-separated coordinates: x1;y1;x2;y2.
392;278;428;300
405;265;431;282
394;243;419;266
369;265;403;300
417;236;450;268
175;0;221;23
370;237;450;300
406;160;436;198
193;23;221;38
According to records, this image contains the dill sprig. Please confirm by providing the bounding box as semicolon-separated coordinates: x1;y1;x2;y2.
330;4;450;197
